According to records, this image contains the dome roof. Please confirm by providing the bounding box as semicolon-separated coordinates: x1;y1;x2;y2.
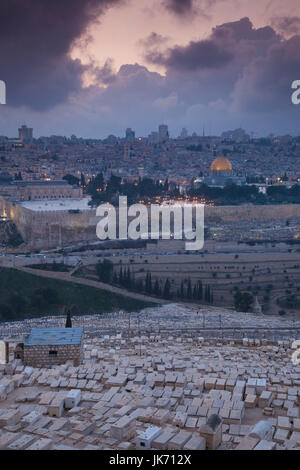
210;156;232;172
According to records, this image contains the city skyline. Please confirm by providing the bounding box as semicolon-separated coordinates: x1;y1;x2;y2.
0;122;296;140
0;0;300;137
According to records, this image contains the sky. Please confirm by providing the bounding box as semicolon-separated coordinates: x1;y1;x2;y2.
0;0;300;138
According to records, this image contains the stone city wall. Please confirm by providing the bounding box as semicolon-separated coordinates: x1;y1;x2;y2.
1;197;300;250
204;204;300;222
0;197;98;249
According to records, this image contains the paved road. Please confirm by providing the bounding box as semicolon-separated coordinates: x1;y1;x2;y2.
17;266;168;305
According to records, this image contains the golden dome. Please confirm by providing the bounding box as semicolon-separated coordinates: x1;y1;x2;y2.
210;156;232;172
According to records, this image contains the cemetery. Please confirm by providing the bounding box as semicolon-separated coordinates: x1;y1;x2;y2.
0;303;299;450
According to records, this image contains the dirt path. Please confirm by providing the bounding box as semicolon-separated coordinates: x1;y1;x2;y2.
17;266;168;305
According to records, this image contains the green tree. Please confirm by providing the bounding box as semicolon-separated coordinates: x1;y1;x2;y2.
204;285;211;303
96;259;114;283
187;278;192;300
234;291;254;312
153;280;161;297
163;279;172;299
145;272;152;294
65;309;72;328
197;281;203;300
119;267;123;285
180;280;185;299
63;174;80;186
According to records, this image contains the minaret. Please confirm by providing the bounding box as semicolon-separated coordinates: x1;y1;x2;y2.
253;296;262;314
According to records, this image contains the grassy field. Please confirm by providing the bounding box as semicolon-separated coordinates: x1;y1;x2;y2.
0;267;154;322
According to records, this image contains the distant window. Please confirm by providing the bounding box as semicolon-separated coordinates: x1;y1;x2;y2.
49;350;57;357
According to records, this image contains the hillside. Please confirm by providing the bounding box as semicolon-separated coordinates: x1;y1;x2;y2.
0;267;154;322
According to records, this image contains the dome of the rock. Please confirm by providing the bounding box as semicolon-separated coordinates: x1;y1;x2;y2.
210;156;232;172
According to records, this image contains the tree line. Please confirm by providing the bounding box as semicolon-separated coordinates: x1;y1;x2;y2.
96;260;214;303
64;170;300;206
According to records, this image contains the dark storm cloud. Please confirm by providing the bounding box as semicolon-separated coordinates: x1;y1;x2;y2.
162;0;229;19
139;32;170;49
212;16;279;41
163;0;195;16
94;59;117;85
0;0;123;110
139;16;298;119
146;40;234;70
145;17;279;72
232;34;300;112
271;16;300;36
2;12;300;137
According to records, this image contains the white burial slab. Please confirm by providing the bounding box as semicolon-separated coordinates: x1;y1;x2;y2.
65;389;81;409
0;341;7;365
136;426;162;450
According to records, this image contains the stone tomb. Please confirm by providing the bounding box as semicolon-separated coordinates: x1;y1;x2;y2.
23;328;83;367
200;414;223;450
0;340;9;365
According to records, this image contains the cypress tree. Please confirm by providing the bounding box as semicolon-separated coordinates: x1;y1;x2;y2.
163;279;171;299
145;272;152;294
154;279;160;296
187;278;192;299
193;284;197;299
204;285;209;302
127;268;132;288
65;309;72;328
206;285;211;303
197;281;203;300
148;273;152;294
180;280;185;299
119;267;123;285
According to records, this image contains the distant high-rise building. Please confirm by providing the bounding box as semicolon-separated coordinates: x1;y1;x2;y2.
125;128;135;141
18;124;33;143
148;131;159;144
124;142;131;160
180;128;188;139
158;124;169;143
221;128;250;142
